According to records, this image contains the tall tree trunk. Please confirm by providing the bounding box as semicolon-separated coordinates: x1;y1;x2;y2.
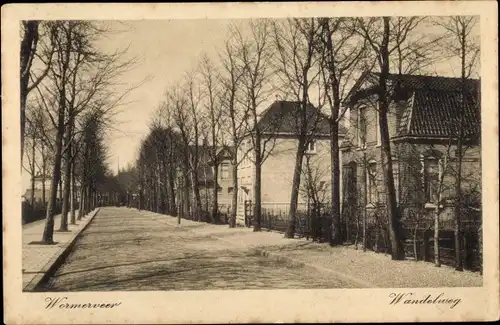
434;207;441;266
322;19;343;245
41;117;64;243
212;161;220;223
454;120;464;271
20;21;39;164
167;166;176;215
192;172;203;221
59;117;73;231
30;138;36;207
182;168;190;220
229;161;238;228
77;186;84;220
454;26;468;272
253;139;262;232
41;19;72;242
286;137;306;238
69;163;76;224
377;17;405;260
59;178;63;205
330;120;341;244
41;144;46;207
85;186;91;214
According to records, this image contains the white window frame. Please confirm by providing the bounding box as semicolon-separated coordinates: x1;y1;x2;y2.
357;106;367;149
421;155;443;208
306;140;317;154
366;160;378;206
220;163;229;180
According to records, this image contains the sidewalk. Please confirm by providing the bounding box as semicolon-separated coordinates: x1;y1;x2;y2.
22;209;99;291
141;210;483;288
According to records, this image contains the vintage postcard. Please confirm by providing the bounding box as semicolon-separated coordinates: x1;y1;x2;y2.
2;1;499;324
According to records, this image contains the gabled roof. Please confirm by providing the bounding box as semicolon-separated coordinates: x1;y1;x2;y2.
397;88;480;138
347;72;480;140
196;145;233;184
257;100;346;136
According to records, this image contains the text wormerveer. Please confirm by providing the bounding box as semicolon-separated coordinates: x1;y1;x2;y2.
45;297;122;309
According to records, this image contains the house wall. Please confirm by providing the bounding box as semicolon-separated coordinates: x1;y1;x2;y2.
346;97;407;149
397;141;481;227
199;158;234;213
341;140;481;230
261;136;334;206
235;134;343;225
342;90;481;232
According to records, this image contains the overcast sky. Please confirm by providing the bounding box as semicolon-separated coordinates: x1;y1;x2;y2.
101;20;235;173
21;18;480;190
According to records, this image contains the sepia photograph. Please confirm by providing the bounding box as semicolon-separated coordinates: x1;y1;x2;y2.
3;2;499;324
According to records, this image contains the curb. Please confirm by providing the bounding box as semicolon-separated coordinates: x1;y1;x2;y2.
252;248;376;288
211;235;376;289
140;210;376;288
23;208;101;292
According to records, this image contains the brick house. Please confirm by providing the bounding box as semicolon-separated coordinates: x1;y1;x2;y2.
236;100;346;226
340;72;481;243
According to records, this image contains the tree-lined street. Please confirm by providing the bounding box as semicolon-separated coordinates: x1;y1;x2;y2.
20;17;482;291
42;207;355;291
38;207;481;291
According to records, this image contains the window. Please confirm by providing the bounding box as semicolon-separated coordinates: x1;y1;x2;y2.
367;161;377;204
358;106;367;148
228;187;233;194
392;159;399;203
221;163;229;180
306;140;316;153
423;158;440;203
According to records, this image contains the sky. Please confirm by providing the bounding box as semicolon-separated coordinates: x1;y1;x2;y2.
21;17;480;190
99;20;235;174
101;18;479;175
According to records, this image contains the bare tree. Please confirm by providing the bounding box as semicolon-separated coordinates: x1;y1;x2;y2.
233;19;276;231
200;55;224;223
318;17;368;244
35;21;139;243
300;158;330;241
355;17;430;259
435;16;480;271
166;86;193;221
180;71;204;222
217;34;247;228
20;21;56;163
271;18;324;238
